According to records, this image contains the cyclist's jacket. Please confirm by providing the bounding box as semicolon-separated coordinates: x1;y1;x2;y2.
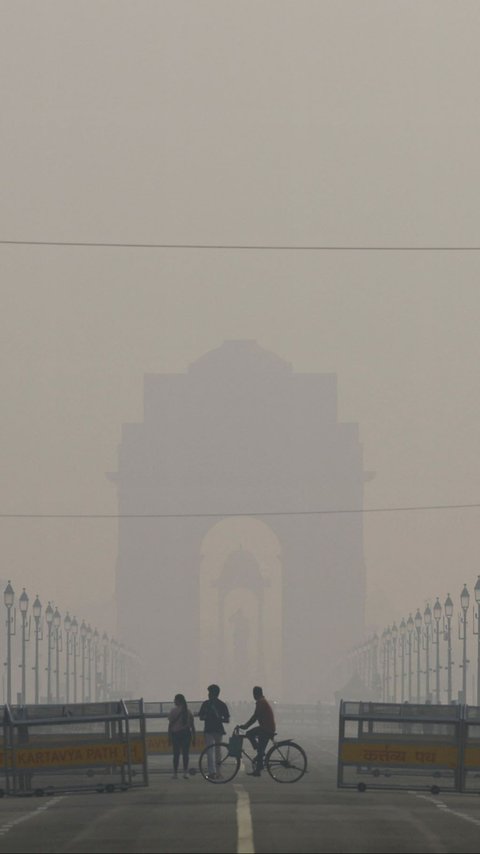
244;697;276;735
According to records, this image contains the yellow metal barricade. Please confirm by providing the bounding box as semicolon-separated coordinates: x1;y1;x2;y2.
337;700;463;792
3;699;148;796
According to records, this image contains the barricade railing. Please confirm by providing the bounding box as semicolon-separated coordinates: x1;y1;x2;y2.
337;700;480;793
2;699;148;796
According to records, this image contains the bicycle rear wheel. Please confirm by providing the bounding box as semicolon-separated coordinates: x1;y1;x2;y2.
266;740;307;783
199;742;240;783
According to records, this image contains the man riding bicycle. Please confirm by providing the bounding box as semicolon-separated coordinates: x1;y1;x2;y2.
239;686;276;776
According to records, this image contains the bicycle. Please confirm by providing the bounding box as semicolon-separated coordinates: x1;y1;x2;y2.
199;726;307;784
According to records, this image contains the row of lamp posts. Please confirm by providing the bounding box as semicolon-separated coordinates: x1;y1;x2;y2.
354;578;480;705
3;582;126;706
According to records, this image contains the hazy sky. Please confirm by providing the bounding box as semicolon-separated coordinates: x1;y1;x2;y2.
2;1;480;635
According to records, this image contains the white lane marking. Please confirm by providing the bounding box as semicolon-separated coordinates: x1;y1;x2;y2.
410;792;480;828
234;783;255;854
0;796;65;837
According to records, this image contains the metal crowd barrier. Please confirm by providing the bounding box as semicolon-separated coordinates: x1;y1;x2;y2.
337;700;480;793
2;699;148;796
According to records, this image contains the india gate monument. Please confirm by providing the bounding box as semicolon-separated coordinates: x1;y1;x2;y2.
109;341;367;702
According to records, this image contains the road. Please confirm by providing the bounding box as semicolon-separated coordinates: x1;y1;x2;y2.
0;738;479;853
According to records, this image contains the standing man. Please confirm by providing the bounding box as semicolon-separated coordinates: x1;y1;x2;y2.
198;684;230;780
239;686;276;776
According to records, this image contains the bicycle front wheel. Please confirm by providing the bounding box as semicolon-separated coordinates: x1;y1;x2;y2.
266;741;307;783
199;742;240;783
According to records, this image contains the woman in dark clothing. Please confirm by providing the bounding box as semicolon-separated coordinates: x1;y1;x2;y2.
168;694;196;779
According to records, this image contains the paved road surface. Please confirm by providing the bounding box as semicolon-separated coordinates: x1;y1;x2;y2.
0;739;479;853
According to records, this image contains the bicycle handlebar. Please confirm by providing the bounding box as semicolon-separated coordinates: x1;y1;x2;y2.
232;725;244;735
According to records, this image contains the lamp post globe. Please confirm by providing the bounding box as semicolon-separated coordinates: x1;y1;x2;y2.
4;581;14;608
19;589;29;614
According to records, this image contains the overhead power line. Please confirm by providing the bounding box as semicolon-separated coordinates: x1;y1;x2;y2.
2;240;480;251
1;502;480;519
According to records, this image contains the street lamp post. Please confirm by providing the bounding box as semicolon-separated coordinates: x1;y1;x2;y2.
93;629;99;701
4;582;15;705
424;604;432;702
391;623;398;702
372;633;380;698
399;619;406;702
45;603;54;704
64;613;71;704
414;609;423;702
71;617;78;703
459;584;470;703
19;589;29;704
32;596;42;704
53;608;61;703
474;577;480;706
381;630;386;701
102;632;109;700
407;614;414;701
80;621;87;703
86;625;92;702
119;644;126;693
111;639;117;697
433;598;442;704
444;594;453;704
385;627;392;701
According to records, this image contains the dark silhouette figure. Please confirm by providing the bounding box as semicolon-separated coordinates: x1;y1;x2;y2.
240;686;276;776
198;684;230;779
168;693;195;779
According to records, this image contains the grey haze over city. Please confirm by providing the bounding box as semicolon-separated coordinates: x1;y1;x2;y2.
2;1;480;703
